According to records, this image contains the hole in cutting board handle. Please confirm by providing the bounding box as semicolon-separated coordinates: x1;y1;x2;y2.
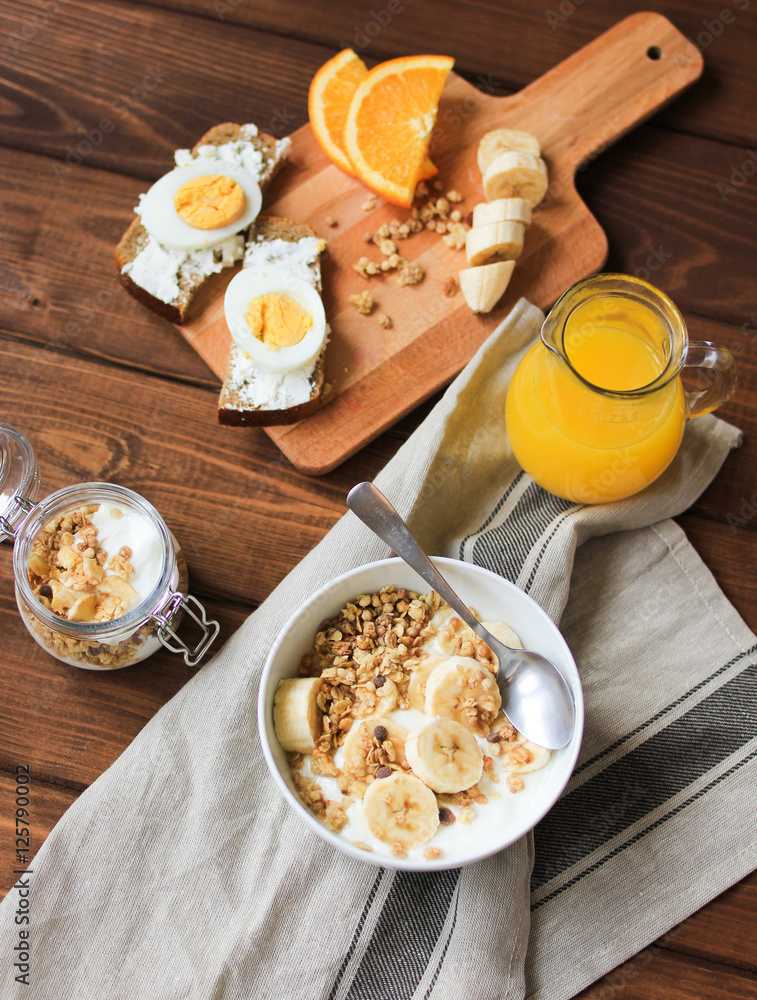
646;46;662;60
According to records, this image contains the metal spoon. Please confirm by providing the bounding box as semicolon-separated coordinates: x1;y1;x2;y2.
346;482;576;750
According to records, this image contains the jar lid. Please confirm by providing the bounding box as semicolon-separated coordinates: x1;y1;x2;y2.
0;424;40;541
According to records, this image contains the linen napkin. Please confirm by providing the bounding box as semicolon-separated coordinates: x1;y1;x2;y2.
2;299;754;1000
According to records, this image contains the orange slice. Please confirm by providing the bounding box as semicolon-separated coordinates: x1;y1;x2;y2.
417;157;438;181
309;49;367;176
344;55;454;206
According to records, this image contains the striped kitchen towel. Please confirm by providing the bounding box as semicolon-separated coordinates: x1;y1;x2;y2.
1;300;753;1000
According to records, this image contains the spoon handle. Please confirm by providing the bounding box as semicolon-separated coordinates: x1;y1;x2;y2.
346;483;484;636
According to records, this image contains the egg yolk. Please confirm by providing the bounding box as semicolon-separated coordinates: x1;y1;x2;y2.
245;293;313;350
173;174;245;230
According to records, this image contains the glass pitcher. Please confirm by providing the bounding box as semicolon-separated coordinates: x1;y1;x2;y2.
505;274;737;504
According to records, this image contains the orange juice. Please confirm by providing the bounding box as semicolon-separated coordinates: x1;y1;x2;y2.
506;296;686;504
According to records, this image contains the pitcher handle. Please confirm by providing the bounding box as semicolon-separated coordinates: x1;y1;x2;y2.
683;341;737;418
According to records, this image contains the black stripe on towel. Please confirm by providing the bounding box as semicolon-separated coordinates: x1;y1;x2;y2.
328;870;386;1000
469;481;577;584
533;745;757;911
532;657;757;893
344;870;460;1000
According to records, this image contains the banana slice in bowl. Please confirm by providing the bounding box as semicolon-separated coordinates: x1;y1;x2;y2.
424;655;502;736
342;716;408;782
407;653;447;710
273;677;323;754
406;718;483;793
362;771;440;850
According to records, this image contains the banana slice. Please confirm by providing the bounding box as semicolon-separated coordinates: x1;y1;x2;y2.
362;770;440;850
466;221;525;267
352;676;398;717
472;197;532;228
459;261;515;314
273;677;323;754
483;151;548;207
407;654;447;710
406;718;483;793
424;656;502;736
477;127;541;173
342;716;408;779
480;620;524;668
503;738;551;774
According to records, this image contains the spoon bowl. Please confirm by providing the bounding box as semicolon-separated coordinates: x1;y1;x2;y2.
346;482;576;749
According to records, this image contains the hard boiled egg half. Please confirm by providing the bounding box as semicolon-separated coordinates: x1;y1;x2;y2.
138;159;262;251
224;267;327;373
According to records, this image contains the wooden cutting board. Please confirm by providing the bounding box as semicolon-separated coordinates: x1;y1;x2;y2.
178;12;702;475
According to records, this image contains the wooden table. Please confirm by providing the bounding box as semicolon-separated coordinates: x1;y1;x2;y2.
0;1;755;995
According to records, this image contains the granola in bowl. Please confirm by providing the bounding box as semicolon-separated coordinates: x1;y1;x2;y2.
270;582;555;863
260;558;582;870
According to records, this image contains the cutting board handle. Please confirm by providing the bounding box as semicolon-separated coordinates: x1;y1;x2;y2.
513;12;703;172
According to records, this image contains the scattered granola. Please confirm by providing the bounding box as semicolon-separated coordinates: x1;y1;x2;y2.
377;313;392;329
325;216;338;227
349;290;375;315
397;260;425;286
442;277;458;298
443;222;467;250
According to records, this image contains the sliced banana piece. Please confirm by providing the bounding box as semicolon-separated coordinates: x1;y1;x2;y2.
424;655;502;737
273;677;323;754
472;197;532;228
406;718;483;793
407;654;447;710
342;716;408;779
477;127;541;173
459;261;515;314
483;151;548;207
503;738;551;774
466;221;525;267
352;676;398;717
362;770;440;850
480;620;524;669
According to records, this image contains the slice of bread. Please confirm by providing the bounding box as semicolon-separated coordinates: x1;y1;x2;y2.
115;123;289;324
218;217;328;427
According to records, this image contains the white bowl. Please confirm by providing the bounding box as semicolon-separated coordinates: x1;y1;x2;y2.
258;557;584;871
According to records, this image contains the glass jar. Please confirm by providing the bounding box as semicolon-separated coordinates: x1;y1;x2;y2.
1;424;219;670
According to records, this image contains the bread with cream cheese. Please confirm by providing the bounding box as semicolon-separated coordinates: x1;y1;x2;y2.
115;123;290;324
218;217;328;427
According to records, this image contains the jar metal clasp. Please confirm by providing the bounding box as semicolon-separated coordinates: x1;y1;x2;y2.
0;496;35;542
150;591;220;666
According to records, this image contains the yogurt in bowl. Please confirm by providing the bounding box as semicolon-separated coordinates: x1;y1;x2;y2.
258;557;584;871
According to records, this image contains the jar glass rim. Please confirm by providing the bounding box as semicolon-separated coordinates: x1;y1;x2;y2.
541;273;688;398
0;424;41;530
13;482;175;638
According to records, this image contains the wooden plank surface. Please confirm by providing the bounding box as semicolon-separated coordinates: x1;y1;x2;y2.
138;0;757;147
0;0;755;996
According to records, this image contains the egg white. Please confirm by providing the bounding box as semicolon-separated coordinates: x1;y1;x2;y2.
138;159;262;251
224;267;327;374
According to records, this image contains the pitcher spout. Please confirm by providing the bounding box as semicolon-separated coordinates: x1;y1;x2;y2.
540;307;565;359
